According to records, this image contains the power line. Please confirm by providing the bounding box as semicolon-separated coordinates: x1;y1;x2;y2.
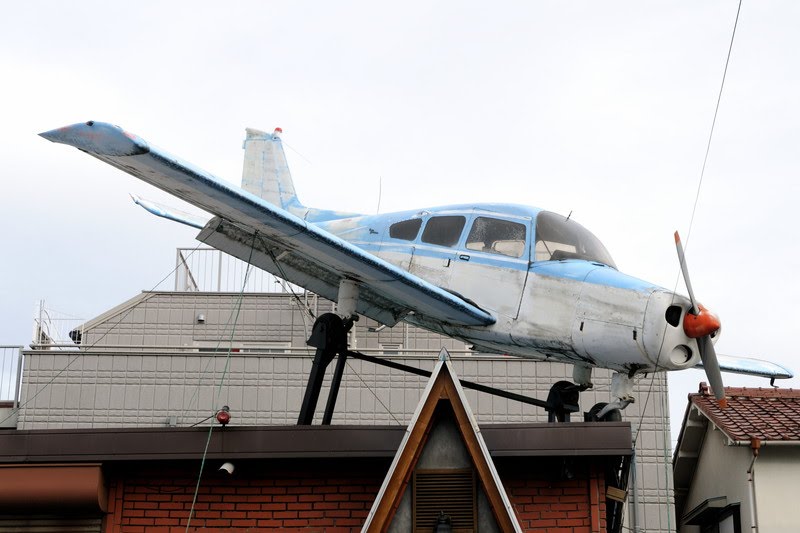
686;0;743;246
185;233;257;532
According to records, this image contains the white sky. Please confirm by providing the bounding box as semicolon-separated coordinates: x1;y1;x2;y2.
2;1;798;440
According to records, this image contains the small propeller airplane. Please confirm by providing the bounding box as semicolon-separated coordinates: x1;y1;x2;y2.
40;121;792;417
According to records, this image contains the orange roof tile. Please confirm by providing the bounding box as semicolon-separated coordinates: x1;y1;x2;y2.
691;383;800;442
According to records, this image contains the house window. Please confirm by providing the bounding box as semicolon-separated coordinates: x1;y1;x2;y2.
702;506;741;533
413;468;476;532
684;499;741;533
390;219;423;241
421;216;466;247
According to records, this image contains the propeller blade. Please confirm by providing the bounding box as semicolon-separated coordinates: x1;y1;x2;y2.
674;231;727;408
674;231;698;314
698;335;727;408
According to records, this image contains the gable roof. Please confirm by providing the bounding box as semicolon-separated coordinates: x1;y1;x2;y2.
362;349;522;533
690;382;800;442
673;383;800;520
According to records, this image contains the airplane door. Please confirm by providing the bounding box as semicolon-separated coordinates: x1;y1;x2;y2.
448;214;531;319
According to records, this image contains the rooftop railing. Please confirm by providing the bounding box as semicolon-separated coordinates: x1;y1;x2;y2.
0;346;23;407
175;247;301;293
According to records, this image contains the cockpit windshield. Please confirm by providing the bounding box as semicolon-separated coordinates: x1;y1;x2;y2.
534;211;616;268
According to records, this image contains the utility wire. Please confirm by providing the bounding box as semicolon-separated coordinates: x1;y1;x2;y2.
185;233;257;532
345;359;402;425
686;0;743;246
633;0;743;450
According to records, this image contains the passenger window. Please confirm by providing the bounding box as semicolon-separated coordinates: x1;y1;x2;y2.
389;219;422;241
421;216;466;247
465;217;527;257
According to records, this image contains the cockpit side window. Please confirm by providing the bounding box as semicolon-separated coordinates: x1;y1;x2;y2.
534;211;616;268
421;215;466;247
389;218;423;241
465;217;527;257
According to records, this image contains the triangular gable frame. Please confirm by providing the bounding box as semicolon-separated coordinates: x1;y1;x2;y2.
362;349;523;532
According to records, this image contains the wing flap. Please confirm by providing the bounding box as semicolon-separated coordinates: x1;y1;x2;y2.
42;121;495;328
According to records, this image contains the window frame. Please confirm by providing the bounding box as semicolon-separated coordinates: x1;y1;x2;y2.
420;215;468;248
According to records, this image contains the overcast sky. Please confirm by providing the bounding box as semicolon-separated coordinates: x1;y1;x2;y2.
2;1;798;438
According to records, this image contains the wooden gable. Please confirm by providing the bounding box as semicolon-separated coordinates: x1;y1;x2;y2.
362;349;522;532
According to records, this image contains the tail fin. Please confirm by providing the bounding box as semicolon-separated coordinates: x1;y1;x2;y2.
242;127;304;214
241;128;361;222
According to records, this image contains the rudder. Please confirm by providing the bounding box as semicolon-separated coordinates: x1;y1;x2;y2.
241;127;302;212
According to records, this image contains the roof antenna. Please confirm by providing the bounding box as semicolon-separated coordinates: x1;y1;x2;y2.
565;210;572;221
376;176;382;214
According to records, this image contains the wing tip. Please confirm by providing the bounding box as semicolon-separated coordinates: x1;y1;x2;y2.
40;121;149;156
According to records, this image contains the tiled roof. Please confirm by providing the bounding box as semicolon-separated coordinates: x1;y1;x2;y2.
691;383;800;442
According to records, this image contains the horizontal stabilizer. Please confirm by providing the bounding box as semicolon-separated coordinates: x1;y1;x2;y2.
698;354;793;380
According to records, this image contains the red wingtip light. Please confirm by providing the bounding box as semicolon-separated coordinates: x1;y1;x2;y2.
683;304;721;338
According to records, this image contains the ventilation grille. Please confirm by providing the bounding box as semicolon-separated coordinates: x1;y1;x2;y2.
413;468;476;532
0;516;102;532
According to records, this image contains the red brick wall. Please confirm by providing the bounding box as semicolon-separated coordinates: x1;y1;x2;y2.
101;459;609;532
102;462;384;532
503;465;607;533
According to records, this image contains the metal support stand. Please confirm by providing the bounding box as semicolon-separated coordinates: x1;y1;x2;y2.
297;313;351;425
297;316;593;425
322;350;348;425
545;381;581;422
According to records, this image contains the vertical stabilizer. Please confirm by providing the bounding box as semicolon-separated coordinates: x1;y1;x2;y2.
242;128;302;212
241;128;362;222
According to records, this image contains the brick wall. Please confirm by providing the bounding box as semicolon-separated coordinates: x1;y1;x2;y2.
102;461;385;532
100;459;610;532
503;464;607;533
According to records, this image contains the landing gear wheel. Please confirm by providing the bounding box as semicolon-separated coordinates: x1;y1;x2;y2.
585;402;622;422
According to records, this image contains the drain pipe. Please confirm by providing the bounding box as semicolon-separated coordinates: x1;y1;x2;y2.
747;437;761;533
630;447;640;533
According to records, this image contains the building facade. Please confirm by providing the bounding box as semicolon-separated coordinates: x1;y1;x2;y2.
7;276;676;531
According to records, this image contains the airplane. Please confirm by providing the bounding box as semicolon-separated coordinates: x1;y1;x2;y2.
40;121;793;418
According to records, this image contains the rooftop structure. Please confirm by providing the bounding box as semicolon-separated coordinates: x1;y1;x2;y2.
673;384;800;532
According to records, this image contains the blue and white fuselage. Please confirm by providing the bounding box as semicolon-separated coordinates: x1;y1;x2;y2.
311;202;693;376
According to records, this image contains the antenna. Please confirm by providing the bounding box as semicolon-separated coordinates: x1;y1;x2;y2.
376;176;382;214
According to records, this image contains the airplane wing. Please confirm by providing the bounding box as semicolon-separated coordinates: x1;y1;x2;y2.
41;121;496;328
699;354;793;380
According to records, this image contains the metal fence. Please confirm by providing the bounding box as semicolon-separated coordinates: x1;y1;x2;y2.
175;247;301;293
32;301;85;348
0;346;23;406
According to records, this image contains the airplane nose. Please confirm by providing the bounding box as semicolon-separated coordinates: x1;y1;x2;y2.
683;303;721;338
642;291;702;370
